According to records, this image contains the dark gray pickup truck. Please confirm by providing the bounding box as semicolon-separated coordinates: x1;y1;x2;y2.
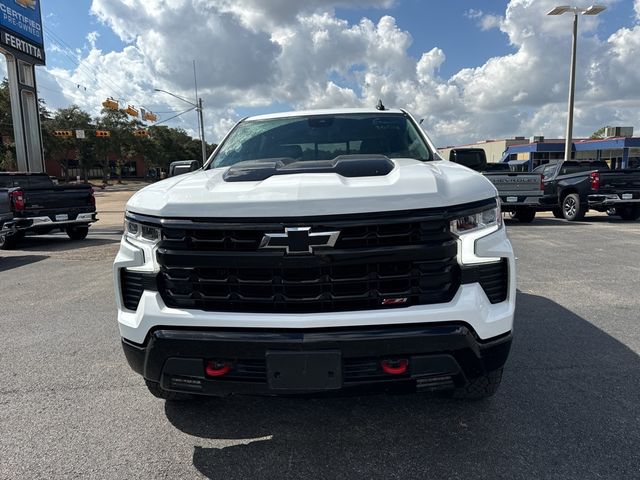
535;161;640;221
449;148;543;222
0;189;15;242
0;173;97;249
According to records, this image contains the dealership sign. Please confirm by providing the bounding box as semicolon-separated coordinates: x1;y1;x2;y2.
0;0;45;64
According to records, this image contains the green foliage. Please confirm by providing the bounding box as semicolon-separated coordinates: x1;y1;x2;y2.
2;77;215;177
590;126;608;139
0;79;12;138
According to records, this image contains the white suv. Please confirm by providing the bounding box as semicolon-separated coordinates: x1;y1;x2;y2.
114;108;515;400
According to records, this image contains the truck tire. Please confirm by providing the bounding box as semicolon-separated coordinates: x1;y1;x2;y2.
552;207;564;219
450;368;503;400
561;193;586;221
144;379;194;401
616;206;640;221
0;231;24;250
514;207;536;223
66;225;89;240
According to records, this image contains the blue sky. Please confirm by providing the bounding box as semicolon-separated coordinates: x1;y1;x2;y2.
4;0;640;145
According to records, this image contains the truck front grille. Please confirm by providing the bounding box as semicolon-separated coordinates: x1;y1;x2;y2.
154;209;465;313
158;258;458;313
144;201;504;314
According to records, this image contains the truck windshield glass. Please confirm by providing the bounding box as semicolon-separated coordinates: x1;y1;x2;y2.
210;113;432;168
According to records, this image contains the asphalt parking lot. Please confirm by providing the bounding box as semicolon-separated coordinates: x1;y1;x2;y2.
0;214;639;479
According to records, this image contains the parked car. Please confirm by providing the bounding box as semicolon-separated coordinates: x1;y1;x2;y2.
0;173;97;249
449;148;543;222
534;161;640;221
115;108;516;400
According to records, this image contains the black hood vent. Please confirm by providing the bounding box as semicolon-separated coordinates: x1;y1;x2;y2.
223;155;395;182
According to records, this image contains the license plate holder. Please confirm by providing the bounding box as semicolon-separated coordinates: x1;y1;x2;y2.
55;214;69;221
506;196;518;203
622;193;633;200
266;351;342;391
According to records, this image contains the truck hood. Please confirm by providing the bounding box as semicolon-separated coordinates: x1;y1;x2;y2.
127;159;497;218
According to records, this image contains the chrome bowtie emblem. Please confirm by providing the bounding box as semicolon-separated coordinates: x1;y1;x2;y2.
259;227;340;255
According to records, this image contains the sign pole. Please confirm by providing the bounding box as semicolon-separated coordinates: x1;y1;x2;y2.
0;0;46;173
3;51;44;172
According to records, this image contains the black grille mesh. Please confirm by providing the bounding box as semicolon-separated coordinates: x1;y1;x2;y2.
461;260;509;304
120;270;156;311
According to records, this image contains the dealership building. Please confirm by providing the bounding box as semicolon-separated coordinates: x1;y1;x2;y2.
440;128;640;171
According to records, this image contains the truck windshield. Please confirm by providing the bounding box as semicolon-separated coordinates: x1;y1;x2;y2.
209;113;432;169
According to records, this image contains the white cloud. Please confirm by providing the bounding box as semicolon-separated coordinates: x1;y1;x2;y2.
465;9;503;31
28;0;640;148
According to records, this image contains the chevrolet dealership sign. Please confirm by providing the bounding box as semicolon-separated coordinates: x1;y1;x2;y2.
0;0;45;64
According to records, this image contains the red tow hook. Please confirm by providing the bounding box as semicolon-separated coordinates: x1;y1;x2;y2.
205;360;233;377
381;358;409;375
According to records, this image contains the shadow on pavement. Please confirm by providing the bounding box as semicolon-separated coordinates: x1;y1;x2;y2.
164;292;640;479
504;217;590;227
505;215;637;227
0;254;48;272
14;235;120;252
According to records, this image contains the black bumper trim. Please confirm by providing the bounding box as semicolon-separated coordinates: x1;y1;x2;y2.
121;323;512;396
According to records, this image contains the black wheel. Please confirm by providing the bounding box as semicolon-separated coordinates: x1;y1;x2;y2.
513;207;536;223
552;207;564;219
450;368;503;400
0;231;24;250
66;225;89;240
561;193;586;221
616;205;640;221
144;379;194;401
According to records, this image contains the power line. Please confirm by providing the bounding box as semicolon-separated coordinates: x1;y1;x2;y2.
43;26;129;101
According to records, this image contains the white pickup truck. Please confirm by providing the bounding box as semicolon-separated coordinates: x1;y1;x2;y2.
114;108;516;400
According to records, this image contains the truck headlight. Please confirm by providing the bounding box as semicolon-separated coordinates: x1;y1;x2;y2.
451;202;503;265
124;219;161;245
450;203;502;236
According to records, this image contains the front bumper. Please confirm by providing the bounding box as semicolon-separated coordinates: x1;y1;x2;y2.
122;324;512;396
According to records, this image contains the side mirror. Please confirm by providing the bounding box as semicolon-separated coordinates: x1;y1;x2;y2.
169;160;201;177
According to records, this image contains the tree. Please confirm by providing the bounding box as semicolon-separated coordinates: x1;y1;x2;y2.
590;126;609;139
41;105;93;182
95;108;146;184
0;79;12;139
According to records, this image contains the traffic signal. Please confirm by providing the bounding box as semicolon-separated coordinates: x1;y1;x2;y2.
53;130;73;137
125;105;139;117
133;129;149;137
102;98;119;110
95;130;111;137
143;112;158;122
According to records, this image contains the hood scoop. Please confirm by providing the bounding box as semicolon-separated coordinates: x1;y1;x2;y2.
223;155;395;182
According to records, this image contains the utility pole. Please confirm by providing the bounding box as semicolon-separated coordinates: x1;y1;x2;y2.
194;60;207;166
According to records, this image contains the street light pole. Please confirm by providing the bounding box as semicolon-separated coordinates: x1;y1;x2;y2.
565;12;578;164
547;5;606;163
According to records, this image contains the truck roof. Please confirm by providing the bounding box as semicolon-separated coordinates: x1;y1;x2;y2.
245;108;406;122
